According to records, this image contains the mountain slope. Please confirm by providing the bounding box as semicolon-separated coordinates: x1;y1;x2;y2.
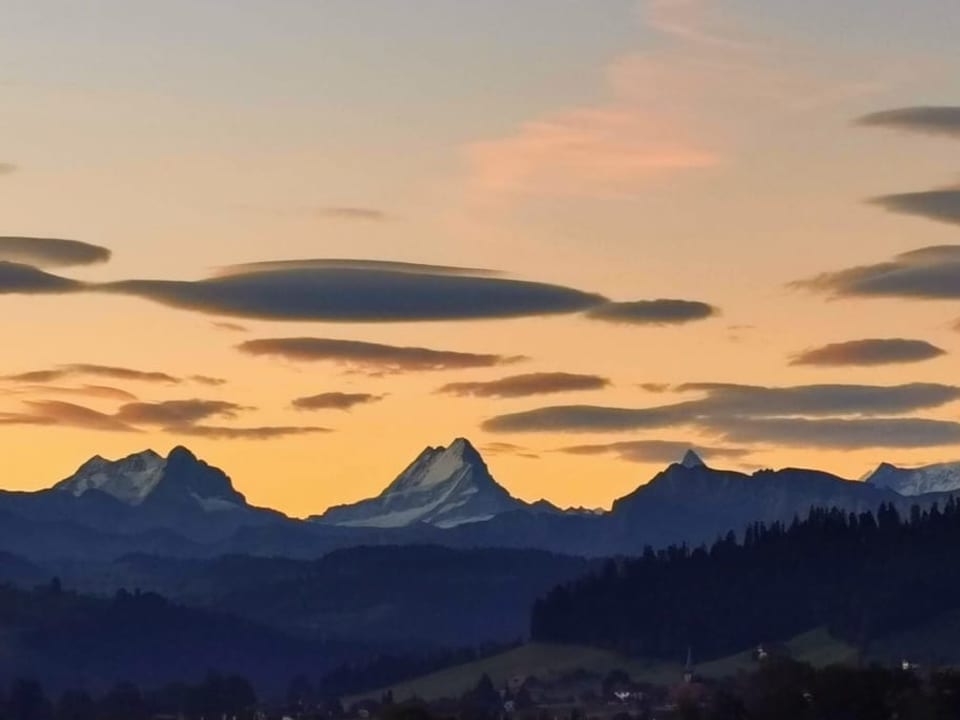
54;546;596;650
864;460;960;496
54;446;248;510
0;447;285;550
314;438;528;528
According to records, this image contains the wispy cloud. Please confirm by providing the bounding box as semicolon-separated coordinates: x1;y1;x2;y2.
869;187;960;227
559;439;750;464
437;372;610;398
794;245;960;300
0;237;111;268
484;381;960;450
170;424;331;440
857;106;960;139
318;207;391;222
587;299;718;326
5;364;181;385
790;338;946;367
0;262;84;294
239;337;525;375
114;399;245;426
465;0;877;199
0;400;139;432
292;392;384;411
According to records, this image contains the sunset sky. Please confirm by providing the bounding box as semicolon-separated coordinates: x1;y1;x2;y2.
2;0;960;516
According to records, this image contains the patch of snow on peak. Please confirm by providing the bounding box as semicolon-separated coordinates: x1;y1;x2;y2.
865;460;960;496
58;449;166;505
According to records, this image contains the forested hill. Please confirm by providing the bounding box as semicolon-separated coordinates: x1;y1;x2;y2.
531;499;960;662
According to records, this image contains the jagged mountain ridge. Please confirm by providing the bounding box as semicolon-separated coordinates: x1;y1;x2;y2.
0;446;284;546
864;460;960;496
55;446;248;510
313;437;540;528
1;440;959;561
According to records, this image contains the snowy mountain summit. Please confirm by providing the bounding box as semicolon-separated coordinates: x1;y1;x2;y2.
864;460;960;496
55;446;247;511
315;437;526;528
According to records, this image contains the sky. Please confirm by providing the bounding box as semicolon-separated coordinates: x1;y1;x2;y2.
1;0;960;517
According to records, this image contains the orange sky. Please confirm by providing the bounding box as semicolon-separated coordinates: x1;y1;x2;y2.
2;0;960;517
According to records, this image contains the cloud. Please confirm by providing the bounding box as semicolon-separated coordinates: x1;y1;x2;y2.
0;400;139;432
559;439;751;464
114;400;245;426
586;299;718;325
857;106;960;139
318;207;390;222
214;259;502;278
0;237;111;268
0;257;714;329
465;0;878;199
437;372;610;398
239;337;524;375
170;424;331;440
0;396;324;440
790;338;946;367
484;403;691;433
479;441;540;460
0;163;16;175
191;375;227;386
676;382;960;416
704;416;960;450
212;321;248;332
0;262;83;294
869;188;960;227
483;382;960;433
104;261;606;322
292;392;384;411
639;383;672;393
13;385;139;402
794;245;960;300
5;364;182;385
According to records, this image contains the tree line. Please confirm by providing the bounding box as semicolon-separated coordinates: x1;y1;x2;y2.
0;673;257;720
531;499;960;660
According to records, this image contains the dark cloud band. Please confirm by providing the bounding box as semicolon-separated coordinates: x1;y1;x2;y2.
559;440;750;464
0;262;84;294
239;337;523;374
105;264;606;322
790;338;946;367
483;382;960;435
857;107;960;139
292;392;384;411
794;245;960;300
437;372;610;398
586;299;717;325
0;237;111;268
870;189;960;227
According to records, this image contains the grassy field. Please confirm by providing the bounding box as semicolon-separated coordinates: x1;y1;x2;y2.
349;628;858;703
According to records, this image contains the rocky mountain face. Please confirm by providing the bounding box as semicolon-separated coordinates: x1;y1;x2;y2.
313;437;530;528
1;441;958;562
864;460;960;496
55;446;248;510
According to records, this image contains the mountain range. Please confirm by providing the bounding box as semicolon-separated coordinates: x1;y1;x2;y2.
2;439;960;691
0;439;959;562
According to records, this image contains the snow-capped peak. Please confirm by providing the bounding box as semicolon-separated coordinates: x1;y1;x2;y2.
864;460;960;496
681;449;706;469
58;449;167;505
383;437;487;495
316;437;523;528
54;447;246;509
